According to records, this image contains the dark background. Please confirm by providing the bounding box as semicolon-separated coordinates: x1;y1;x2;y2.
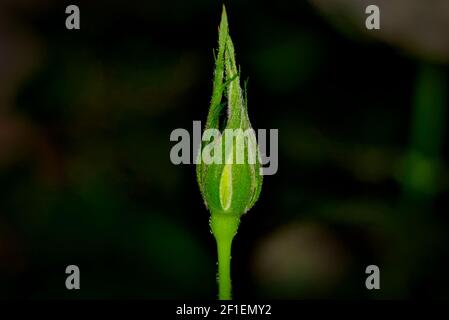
0;0;448;299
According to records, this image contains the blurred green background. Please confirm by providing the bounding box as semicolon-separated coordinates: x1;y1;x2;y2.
1;0;449;299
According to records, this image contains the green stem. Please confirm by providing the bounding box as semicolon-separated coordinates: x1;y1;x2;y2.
216;233;232;299
210;214;240;300
390;63;447;297
402;63;447;204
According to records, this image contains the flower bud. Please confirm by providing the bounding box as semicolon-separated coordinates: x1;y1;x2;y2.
196;8;263;218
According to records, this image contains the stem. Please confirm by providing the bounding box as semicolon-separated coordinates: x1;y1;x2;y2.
402;63;447;204
391;62;447;297
210;214;240;300
216;233;232;299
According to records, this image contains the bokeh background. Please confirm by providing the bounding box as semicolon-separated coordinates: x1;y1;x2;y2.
1;0;449;299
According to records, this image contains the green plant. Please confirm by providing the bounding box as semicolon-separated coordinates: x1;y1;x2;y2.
196;6;263;300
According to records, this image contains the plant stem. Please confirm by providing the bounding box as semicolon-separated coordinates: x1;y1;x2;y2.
216;233;232;299
402;63;447;204
210;214;240;300
390;62;447;297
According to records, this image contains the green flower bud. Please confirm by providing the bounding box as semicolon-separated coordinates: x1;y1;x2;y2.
196;6;264;300
196;7;263;219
